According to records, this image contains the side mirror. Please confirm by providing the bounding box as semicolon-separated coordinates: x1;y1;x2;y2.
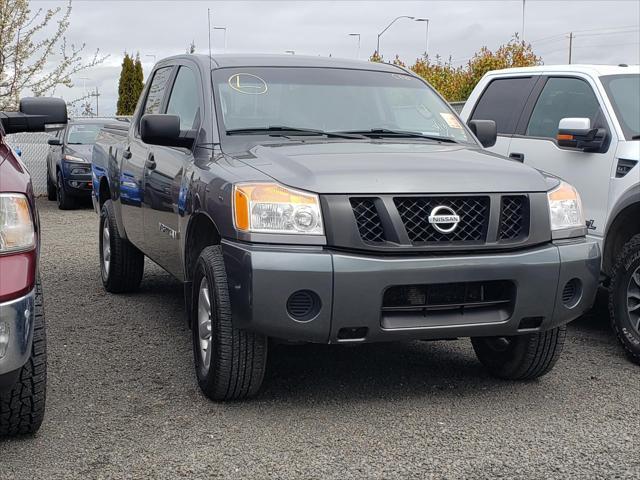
467;119;497;148
47;138;62;146
557;117;606;152
0;97;68;134
140;114;194;148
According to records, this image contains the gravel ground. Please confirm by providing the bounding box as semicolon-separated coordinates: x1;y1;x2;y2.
0;199;638;479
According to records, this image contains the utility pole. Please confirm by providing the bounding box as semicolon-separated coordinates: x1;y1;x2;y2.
90;87;101;117
521;0;526;42
568;32;573;64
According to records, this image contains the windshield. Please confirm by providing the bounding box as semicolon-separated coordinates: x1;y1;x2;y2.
212;67;474;145
66;124;102;145
601;74;640;140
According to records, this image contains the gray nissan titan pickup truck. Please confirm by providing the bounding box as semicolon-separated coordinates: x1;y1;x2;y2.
92;54;601;400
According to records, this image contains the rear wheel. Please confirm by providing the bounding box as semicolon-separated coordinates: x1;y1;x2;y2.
99;200;144;293
191;245;268;401
56;171;76;210
609;234;640;365
471;326;566;380
0;279;47;436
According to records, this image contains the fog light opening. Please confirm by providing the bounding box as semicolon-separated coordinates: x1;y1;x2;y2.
286;290;321;322
562;278;582;309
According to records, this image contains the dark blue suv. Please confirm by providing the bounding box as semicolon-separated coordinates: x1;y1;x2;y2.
46;119;109;209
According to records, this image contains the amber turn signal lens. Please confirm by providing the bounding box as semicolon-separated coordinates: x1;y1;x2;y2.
234;188;250;231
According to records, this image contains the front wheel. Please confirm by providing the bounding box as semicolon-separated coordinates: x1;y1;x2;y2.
0;279;47;436
99;200;144;293
191;245;268;401
471;326;566;380
46;174;56;201
56;171;76;210
609;234;640;365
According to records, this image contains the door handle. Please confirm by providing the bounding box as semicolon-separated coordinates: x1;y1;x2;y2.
509;152;525;162
122;149;132;159
145;155;156;170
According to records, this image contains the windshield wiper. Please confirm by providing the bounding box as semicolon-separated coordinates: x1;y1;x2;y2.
225;126;364;139
334;128;459;143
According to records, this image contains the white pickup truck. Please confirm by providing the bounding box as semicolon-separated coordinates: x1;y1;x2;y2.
461;64;640;363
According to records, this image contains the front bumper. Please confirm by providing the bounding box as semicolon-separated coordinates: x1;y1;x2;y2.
62;161;93;196
0;288;35;376
223;239;600;343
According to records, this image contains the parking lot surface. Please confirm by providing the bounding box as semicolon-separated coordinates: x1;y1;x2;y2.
0;199;638;479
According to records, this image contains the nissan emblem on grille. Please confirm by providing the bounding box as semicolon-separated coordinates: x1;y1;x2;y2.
428;205;460;234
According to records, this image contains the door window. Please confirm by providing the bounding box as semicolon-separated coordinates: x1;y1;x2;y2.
526;77;602;139
166;66;201;131
143;67;173;115
470;77;537;135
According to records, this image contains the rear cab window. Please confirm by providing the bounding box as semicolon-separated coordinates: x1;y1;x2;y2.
470;77;537;135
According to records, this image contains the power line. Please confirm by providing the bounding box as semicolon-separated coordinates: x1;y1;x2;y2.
530;25;640;44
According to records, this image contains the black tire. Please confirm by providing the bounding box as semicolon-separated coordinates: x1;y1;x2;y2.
56;170;76;210
609;234;640;365
471;326;566;380
191;245;268;401
46;174;56;201
99;199;144;293
0;279;47;436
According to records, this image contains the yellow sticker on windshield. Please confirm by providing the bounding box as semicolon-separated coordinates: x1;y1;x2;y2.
228;73;268;95
440;112;463;129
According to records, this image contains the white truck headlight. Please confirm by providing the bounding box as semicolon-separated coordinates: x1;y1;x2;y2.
233;183;324;235
0;193;35;254
547;181;585;231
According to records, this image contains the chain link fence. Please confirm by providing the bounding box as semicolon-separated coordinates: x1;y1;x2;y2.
5;131;54;196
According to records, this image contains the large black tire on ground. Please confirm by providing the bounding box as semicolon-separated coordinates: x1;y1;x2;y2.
99;199;144;293
0;279;47;436
56;170;76;210
191;245;268;401
609;234;640;365
46;174;56;201
471;326;566;380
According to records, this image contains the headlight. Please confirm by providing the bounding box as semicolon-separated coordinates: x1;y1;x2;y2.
233;183;324;235
547;181;584;231
63;154;88;163
0;193;35;254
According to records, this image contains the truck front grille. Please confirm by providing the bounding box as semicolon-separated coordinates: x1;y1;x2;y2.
346;193;534;251
394;196;489;244
350;198;385;243
499;196;528;241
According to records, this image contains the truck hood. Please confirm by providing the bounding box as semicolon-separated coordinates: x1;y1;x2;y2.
66;144;94;162
234;141;551;194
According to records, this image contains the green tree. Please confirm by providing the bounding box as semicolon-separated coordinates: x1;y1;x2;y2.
116;52;143;115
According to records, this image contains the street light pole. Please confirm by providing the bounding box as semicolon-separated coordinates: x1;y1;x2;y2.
376;15;415;55
348;33;361;59
521;0;526;42
415;18;429;58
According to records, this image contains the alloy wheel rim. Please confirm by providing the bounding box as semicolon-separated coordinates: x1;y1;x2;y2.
627;266;640;334
102;222;111;275
197;277;213;373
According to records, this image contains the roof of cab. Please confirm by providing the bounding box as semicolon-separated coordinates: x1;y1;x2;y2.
484;64;639;77
157;53;405;73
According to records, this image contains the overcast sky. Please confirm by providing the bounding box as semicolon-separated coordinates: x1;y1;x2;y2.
32;0;640;116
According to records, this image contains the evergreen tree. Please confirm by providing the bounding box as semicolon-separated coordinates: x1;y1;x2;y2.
116;52;144;115
133;53;144;107
116;53;134;115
